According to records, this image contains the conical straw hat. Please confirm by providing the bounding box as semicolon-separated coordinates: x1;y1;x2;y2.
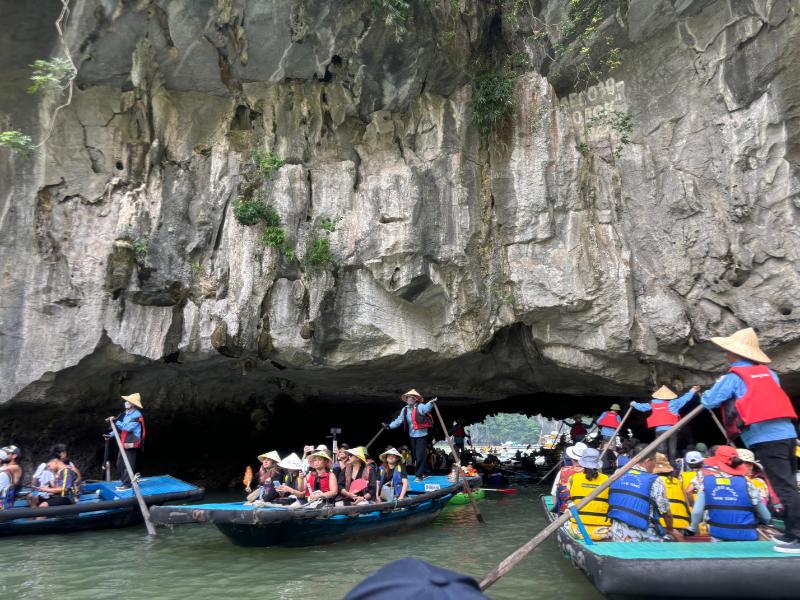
401;389;423;400
257;450;281;463
121;393;143;408
651;385;678;400
710;327;771;364
346;446;368;463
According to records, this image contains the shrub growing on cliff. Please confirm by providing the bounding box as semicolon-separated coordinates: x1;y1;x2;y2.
472;70;516;138
304;236;333;269
0;130;35;154
28;58;76;95
250;149;285;179
233;197;279;226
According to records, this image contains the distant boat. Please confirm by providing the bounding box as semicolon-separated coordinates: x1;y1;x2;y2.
0;476;203;537
151;475;480;547
540;495;799;598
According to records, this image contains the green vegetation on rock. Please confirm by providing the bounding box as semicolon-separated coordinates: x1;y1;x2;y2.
471;70;516;139
28;58;76;95
0;130;35;154
233;196;279;227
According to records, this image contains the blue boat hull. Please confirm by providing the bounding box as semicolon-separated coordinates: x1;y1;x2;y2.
215;493;452;547
0;476;203;537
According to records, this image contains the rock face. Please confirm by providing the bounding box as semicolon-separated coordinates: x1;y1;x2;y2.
1;0;799;416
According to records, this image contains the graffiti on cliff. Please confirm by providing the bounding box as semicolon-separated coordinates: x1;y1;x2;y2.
559;78;627;144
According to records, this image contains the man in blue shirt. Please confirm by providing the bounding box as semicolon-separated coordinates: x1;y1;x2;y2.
630;385;700;463
108;393;146;491
384;390;437;480
700;327;800;553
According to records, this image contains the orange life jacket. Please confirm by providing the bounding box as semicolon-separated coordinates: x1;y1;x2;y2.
722;365;797;437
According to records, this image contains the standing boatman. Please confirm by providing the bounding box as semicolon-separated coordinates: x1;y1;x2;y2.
630;385;700;463
699;327;800;554
384;390;437;481
108;392;146;491
596;403;623;441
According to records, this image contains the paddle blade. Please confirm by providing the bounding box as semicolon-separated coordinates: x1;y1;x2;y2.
349;479;369;494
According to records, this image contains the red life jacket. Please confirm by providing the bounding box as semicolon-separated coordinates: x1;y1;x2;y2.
305;471;332;497
120;415;146;449
402;404;434;431
723;366;797;438
597;411;620;429
646;401;678;429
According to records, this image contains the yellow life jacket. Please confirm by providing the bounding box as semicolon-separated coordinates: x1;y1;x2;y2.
568;472;610;540
660;475;691;529
681;470;700;504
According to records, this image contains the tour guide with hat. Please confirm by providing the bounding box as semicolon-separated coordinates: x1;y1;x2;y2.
384;390;437;480
631;384;700;462
596;403;623;440
699;327;800;553
108;393;145;491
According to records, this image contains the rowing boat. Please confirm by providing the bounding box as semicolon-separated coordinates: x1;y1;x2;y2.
541;495;799;598
0;476;203;537
151;475;479;547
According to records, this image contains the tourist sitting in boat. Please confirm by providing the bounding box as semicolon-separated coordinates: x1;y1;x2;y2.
685;445;772;541
737;448;781;514
377;447;408;502
0;445;23;510
608;444;674;541
566;447;610;541
306;449;338;503
653;453;691;531
0;450;10;509
552;442;585;514
333;444;350;478
615;438;637;469
274;453;305;505
37;455;79;507
339;446;376;505
246;450;282;502
681;450;705;504
52;443;82;489
29;451;58;507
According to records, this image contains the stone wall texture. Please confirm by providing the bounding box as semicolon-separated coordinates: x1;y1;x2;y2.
1;0;798;410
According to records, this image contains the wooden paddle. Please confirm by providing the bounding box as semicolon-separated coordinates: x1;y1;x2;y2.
107;417;156;536
430;400;485;524
598;405;633;463
482;488;518;494
707;409;737;447
365;426;385;451
478;403;705;591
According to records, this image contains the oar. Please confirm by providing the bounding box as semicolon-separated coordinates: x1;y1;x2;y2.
482;488;518;494
365;426;385;451
534;459;562;485
107;417;156;536
102;435;111;481
598;405;634;463
707;409;736;446
478;403;705;591
430;399;485;524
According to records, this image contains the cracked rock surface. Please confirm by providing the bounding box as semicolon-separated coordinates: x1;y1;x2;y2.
1;0;798;413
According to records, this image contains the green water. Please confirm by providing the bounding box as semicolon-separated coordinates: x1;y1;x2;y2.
0;488;602;599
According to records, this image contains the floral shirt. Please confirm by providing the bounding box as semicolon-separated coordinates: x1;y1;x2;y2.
609;467;670;542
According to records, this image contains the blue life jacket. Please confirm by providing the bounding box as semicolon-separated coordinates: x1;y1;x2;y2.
608;470;662;533
379;466;404;497
703;474;758;541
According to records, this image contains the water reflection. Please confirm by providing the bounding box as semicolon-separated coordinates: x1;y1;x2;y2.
1;488;602;600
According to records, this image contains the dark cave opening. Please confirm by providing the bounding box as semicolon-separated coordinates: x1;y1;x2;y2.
0;391;739;490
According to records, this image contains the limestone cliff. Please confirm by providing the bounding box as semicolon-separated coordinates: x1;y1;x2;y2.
1;0;799;415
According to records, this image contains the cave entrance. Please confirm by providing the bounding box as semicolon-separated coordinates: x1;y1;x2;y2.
0;390;732;490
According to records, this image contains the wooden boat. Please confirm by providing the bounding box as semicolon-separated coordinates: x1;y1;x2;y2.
151;475;479;547
0;476;203;537
541;495;800;599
